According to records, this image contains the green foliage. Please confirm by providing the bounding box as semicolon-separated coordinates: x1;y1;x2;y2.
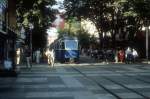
133;0;150;19
16;0;56;49
57;16;81;38
77;30;91;48
16;0;56;28
123;11;137;17
64;0;150;49
32;26;47;49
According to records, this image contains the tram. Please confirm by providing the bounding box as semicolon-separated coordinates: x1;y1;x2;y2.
53;36;79;63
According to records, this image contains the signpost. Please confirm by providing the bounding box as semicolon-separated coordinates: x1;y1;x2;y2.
142;23;150;63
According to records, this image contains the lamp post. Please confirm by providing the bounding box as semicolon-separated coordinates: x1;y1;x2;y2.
142;25;150;63
29;23;34;61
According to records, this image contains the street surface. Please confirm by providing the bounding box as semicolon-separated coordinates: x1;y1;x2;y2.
0;56;150;99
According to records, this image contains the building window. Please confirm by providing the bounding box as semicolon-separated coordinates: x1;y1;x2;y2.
0;0;7;31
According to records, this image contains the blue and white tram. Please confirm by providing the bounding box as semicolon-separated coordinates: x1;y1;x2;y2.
54;36;79;63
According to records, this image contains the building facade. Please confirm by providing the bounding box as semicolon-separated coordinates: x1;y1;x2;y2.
0;0;17;76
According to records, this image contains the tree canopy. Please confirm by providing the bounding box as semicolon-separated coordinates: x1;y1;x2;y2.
64;0;150;49
16;0;56;49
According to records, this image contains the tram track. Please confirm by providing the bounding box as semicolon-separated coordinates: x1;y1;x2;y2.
71;66;122;99
115;70;150;85
102;67;150;99
102;75;149;99
71;66;149;99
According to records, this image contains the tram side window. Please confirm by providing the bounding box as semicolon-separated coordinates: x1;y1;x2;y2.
55;43;59;49
61;42;65;49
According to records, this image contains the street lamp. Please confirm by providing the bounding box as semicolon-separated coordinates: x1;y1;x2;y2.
142;25;150;63
29;23;34;61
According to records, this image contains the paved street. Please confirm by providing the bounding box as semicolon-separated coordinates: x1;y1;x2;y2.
1;58;150;99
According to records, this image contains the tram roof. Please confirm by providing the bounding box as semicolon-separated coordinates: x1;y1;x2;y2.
59;36;78;41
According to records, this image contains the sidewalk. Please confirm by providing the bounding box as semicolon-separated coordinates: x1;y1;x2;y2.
17;55;150;69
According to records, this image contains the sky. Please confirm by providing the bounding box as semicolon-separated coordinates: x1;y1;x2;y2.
46;0;65;46
55;0;64;3
52;0;65;13
46;0;65;38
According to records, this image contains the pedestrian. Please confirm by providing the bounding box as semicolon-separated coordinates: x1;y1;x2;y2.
16;48;21;65
115;49;119;63
132;48;138;62
24;45;32;68
45;48;55;67
103;49;108;64
118;49;125;63
125;47;133;63
35;49;41;64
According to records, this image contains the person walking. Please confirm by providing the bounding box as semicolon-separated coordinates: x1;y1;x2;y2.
118;49;125;63
35;49;41;64
125;47;133;64
45;48;55;67
16;48;21;65
132;48;138;63
24;46;32;68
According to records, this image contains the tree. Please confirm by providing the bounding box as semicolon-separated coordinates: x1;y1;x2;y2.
64;0;119;48
16;0;56;49
64;0;150;49
77;30;91;49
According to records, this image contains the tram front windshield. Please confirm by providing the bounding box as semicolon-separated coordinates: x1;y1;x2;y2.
65;40;78;50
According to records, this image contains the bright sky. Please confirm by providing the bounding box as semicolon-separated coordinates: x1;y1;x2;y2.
55;0;64;3
46;0;64;37
51;0;65;13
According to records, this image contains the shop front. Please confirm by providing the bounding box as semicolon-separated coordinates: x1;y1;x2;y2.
0;29;17;77
0;0;17;76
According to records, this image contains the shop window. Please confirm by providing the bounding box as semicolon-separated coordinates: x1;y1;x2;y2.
0;40;4;65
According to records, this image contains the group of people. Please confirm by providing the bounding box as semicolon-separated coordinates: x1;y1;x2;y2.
15;45;55;69
82;46;139;64
116;47;138;63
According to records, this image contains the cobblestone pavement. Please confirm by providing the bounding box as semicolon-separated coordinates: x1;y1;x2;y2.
0;62;150;99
